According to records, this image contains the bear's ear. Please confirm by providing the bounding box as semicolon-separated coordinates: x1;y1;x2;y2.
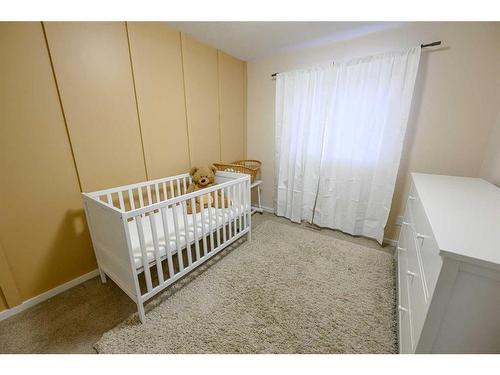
211;166;217;174
189;166;198;176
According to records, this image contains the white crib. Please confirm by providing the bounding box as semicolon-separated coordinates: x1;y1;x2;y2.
82;171;251;323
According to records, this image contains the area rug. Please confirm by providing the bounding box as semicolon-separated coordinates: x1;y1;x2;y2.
95;220;397;353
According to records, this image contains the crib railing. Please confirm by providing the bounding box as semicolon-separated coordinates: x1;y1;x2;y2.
82;171;251;322
90;173;193;212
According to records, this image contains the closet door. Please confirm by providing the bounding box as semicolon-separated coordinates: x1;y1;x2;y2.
0;22;95;301
43;22;146;191
181;34;221;166
127;22;190;179
218;51;246;162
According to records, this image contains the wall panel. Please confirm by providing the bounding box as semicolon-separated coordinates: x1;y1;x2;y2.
181;34;221;166
44;22;146;191
0;242;21;311
0;22;95;301
0;22;248;313
218;51;246;162
127;22;190;179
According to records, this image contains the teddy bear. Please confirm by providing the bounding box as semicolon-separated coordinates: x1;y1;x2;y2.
186;166;227;214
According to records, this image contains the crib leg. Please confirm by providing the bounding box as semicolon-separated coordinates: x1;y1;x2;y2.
98;268;107;283
137;301;146;323
248;218;252;241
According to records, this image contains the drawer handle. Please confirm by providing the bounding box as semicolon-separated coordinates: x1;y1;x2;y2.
416;233;426;247
397;246;406;253
407;270;417;278
408;196;416;201
402;221;411;226
398;305;409;313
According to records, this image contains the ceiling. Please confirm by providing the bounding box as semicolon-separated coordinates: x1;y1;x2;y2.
166;22;405;61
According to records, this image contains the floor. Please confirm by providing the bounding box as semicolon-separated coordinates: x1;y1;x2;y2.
0;212;393;354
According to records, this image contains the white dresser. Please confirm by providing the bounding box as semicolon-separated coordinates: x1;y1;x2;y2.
397;173;500;353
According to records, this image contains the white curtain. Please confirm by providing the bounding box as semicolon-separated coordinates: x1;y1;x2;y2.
275;46;421;243
275;66;336;223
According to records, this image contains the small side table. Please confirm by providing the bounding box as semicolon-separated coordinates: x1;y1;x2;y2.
251;180;263;215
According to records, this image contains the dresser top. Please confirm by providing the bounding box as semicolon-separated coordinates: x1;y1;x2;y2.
412;173;500;268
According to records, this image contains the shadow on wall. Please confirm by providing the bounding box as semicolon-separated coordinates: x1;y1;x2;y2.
32;208;96;298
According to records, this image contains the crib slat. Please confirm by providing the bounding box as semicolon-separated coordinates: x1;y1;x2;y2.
135;215;153;292
147;185;152;205
214;190;221;247
243;181;248;229
171;203;184;272
226;186;233;239
190;197;201;261
232;185;237;236
245;181;249;228
138;186;145;208
149;213;164;285
160;206;175;279
233;184;238;235
182;177;187;195
169;180;175;199
118;191;125;211
181;201;193;266
155;183;160;203
162;182;167;201
238;182;243;232
176;179;181;197
199;199;208;257
231;185;238;236
221;188;227;243
207;193;214;252
234;184;239;233
233;184;238;232
128;189;135;210
106;193;113;207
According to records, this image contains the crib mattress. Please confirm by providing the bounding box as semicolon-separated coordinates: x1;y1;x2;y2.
128;204;246;269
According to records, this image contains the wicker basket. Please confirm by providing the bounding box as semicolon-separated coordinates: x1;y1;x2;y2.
213;159;261;183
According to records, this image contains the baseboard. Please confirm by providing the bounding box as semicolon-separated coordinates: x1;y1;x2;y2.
0;269;99;322
260;205;275;214
383;238;398;247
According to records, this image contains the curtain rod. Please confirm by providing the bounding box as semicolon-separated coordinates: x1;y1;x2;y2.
271;40;442;78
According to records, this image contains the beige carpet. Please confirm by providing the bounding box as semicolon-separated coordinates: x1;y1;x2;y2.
95;220;397;353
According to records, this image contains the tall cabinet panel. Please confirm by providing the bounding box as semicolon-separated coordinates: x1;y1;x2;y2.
43;22;146;191
218;51;246;162
181;34;221;166
127;22;190;179
0;22;95;301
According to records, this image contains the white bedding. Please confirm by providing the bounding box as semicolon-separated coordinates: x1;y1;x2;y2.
129;204;246;269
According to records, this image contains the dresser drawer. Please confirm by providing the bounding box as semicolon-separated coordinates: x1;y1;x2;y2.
396;224;413;353
402;217;429;346
404;205;429;297
399;297;414;353
408;183;442;295
397;225;409;313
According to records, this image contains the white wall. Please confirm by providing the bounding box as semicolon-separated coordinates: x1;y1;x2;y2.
247;22;500;240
